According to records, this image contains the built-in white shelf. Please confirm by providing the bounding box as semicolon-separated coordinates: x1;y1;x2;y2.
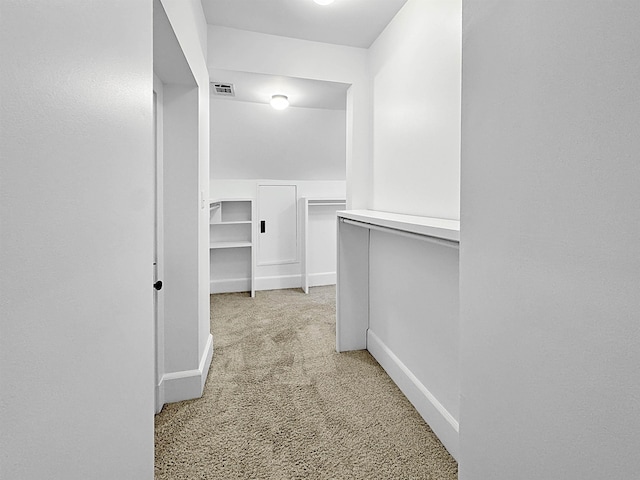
301;197;347;294
210;220;252;225
337;209;460;243
209;241;252;250
210;198;253;223
209;199;255;297
336;208;461;458
308;199;347;207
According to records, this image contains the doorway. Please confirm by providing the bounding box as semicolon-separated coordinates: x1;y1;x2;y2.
153;0;201;412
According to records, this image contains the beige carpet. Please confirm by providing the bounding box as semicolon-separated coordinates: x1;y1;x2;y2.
155;287;458;479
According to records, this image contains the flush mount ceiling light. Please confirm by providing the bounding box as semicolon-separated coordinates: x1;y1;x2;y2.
270;94;289;110
313;0;335;5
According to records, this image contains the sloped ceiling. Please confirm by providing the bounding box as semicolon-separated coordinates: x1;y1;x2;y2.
201;0;408;48
210;69;349;110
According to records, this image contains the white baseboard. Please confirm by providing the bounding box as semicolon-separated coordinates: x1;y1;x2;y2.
367;329;459;460
255;274;301;291
210;273;336;295
155;382;164;414
160;333;214;406
210;278;250;294
308;272;336;287
199;333;214;393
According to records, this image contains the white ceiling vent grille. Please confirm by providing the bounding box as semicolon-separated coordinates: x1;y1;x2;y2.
211;83;235;96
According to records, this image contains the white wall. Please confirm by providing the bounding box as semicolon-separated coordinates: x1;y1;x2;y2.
0;2;154;479
162;84;200;374
368;231;460;457
211;180;346;202
158;0;212;400
369;0;461;220
208;26;370;209
459;1;640;478
343;0;462;458
211;99;346;180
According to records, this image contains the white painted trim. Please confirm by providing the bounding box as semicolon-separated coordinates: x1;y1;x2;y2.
210;277;251;294
338;209;460;242
161;333;213;405
155;379;165;414
210;274;328;294
199;333;214;393
342;218;459;250
308;272;336;287
302;198;309;294
153;73;166;416
367;329;459;460
255;274;301;291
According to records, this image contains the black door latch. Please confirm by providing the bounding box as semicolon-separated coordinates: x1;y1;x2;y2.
154;280;163;291
260;220;266;233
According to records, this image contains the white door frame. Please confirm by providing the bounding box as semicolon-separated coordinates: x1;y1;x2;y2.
153;73;165;414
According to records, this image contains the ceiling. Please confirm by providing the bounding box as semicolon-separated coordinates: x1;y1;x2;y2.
154;0;195;86
201;0;408;49
210;69;349;110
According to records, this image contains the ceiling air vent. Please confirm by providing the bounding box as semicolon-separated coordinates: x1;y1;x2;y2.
211;83;235;97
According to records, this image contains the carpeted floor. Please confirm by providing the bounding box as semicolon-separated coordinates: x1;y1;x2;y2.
155;287;458;479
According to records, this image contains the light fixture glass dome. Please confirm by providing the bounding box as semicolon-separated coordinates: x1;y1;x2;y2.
314;0;335;5
270;95;289;110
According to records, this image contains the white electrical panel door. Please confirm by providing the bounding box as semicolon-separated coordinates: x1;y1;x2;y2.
258;185;297;265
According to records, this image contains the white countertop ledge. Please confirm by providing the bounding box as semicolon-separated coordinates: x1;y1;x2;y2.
337;209;460;242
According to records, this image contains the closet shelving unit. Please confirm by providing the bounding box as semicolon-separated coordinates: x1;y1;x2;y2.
301;197;347;294
209;199;255;297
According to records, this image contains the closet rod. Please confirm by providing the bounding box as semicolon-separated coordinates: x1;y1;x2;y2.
340;218;459;249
